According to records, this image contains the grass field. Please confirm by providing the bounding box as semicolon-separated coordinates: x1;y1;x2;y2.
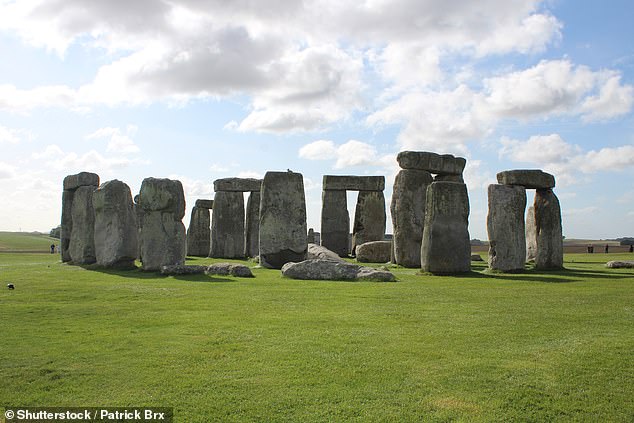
0;231;58;252
1;249;633;422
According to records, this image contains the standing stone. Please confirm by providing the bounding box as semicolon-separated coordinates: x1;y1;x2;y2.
391;169;433;267
187;206;211;257
321;190;350;257
486;184;527;272
421;182;471;274
352;191;386;255
244;191;261;258
210;191;245;258
138;178;186;271
134;195;143;261
533;189;564;270
525;206;537;262
69;185;97;264
307;228;316;244
61;172;99;263
259;171;307;269
92;180;138;268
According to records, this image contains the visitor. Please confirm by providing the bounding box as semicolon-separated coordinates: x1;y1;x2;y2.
629;244;633;253
605;244;609;254
50;244;55;254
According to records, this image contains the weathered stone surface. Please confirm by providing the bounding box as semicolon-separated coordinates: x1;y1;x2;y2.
259;171;307;269
160;264;208;275
210;191;245;259
421;182;471;274
355;241;392;263
307;243;345;263
213;177;262;192
397;151;466;175
138;177;185;218
322;175;385;191
525;206;537;262
195;199;214;209
207;263;254;277
133;196;144;261
244;191;260;258
187;206;211;257
281;259;395;282
606;261;634;269
497;169;555;189
434;174;464;183
92;180;138;268
471;254;484;261
487;184;527;272
63;172;99;191
69;185;97;264
60;189;74;262
533;189;564;270
352;191;386;255
138;177;186;271
320;190;350;257
391;169;433;267
307;228;315;244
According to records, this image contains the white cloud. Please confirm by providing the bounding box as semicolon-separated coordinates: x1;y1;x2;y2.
0;125;29;144
0;161;16;179
563;206;599;217
298;140;337;160
581;73;634;121
499;134;580;165
86;125;140;154
299;139;394;170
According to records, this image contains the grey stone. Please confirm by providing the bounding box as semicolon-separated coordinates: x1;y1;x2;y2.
320;190;350;257
63;172;99;191
525;206;537;262
390;169;433;267
281;259;395;282
533;189;564;270
397;151;466;175
68;185;97;264
160;265;208;275
606;261;634;269
259;171;307;269
186;206;211;257
322;175;385;191
210;191;245;259
307;228;315;244
195;199;214;209
213;177;262;192
244;191;260;258
92;180;138;268
60;190;74;262
207;263;254;277
307;243;345;263
487;184;527;272
138;177;185;218
352;191;386;254
471;254;484;261
434;174;464;183
421;182;471;274
497;169;555;189
355;241;392;263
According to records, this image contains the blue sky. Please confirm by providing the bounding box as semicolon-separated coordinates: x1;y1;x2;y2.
1;0;633;240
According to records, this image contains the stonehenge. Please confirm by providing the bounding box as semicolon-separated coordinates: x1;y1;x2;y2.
186;199;213;257
486;184;526;272
245;191;261;258
61;172;100;264
355;241;392;263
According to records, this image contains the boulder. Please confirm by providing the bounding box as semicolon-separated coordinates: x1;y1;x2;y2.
397;151;466;175
606;261;634;269
92;180;138;268
355;241;392;263
352;191;386;254
486;184;527;272
187;206;211;257
210;191;245;259
281;259;395;282
533;189;564;270
63;172;100;191
320;190;350;257
496;169;555;189
138;177;185;218
195;199;214;209
69;185;97;264
322;175;385;191
207;263;254;277
307;243;345;263
471;254;484;262
60;189;74;262
244;191;261;258
213;177;262;192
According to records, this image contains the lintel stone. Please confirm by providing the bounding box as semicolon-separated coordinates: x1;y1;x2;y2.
322;175;384;191
497;169;555;189
397;151;466;175
63;172;100;191
213;178;262;192
195;199;214;209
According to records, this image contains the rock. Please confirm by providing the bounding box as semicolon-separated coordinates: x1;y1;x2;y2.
210;191;245;259
60;189;74;262
486;184;527;272
187;206;211;257
397;151;466;175
496;169;555;189
281;259;395;282
63;172;100;191
320;190;350;257
160;265;208;275
69;185;97;264
390;169;433;267
92;180;138;268
471;254;484;261
207;263;254;277
355;241;392;263
421;182;471;274
307;243;345;262
213;177;262;192
244;191;261;258
307;228;316;244
138;177;187;271
322;175;385;191
533;189;564;270
525;206;537;262
434;174;464;183
352;191;386;254
195;199;214;209
259;171;308;269
606;261;634;269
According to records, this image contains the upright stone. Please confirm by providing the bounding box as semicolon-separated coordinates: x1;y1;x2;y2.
210;191;245;258
352;191;386;255
244;191;261;258
486;184;527;272
321;190;350;257
307;228;316;244
525;206;537;262
92;180;138;268
390;169;433;267
138;178;186;271
187;206;211;257
134;195;143;261
69;185;97;264
61;172;99;263
421;182;471;274
533;189;564;270
259;171;307;269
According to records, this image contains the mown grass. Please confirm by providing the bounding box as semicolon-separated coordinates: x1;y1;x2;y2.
0;232;58;252
0;252;633;422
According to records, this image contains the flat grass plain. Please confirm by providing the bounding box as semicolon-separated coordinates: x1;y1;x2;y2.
1;240;633;421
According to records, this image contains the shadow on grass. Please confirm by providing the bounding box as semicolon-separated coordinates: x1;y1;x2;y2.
468;267;633;283
81;265;235;283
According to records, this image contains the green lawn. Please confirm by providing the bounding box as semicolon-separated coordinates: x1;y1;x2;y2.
0;231;58;252
0;252;633;422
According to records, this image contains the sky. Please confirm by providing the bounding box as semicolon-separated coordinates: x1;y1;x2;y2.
0;0;633;240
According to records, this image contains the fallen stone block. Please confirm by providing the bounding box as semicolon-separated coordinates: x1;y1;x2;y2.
281;259;395;282
355;240;392;263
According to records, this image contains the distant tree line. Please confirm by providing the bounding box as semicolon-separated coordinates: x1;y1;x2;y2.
50;225;61;239
616;237;634;245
